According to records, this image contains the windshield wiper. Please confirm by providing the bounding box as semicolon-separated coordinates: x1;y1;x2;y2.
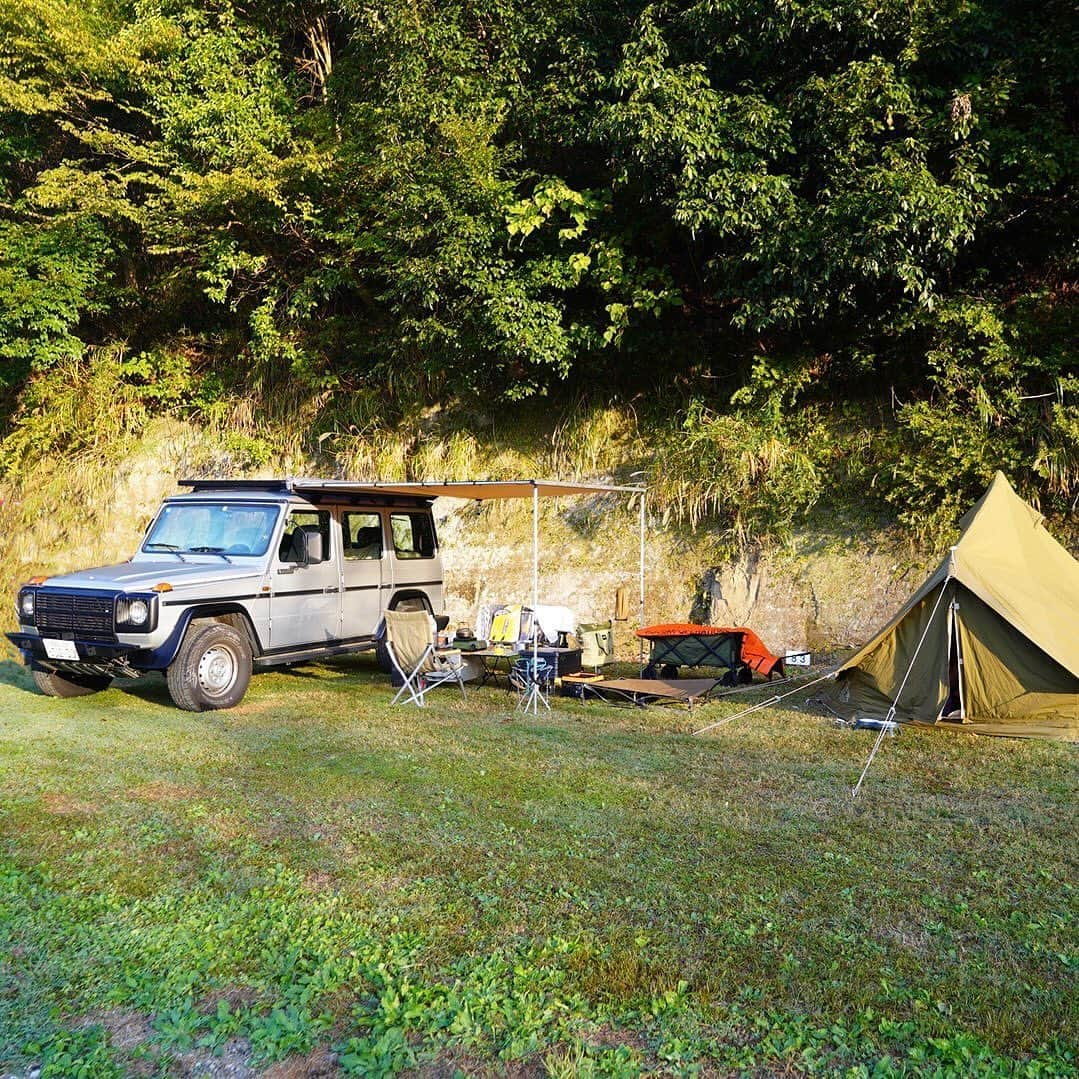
188;546;232;563
145;542;187;562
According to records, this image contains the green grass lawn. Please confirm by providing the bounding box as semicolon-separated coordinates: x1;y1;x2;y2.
0;653;1074;1077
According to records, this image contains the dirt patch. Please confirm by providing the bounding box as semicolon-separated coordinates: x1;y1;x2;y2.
303;870;336;891
172;1038;257;1078
263;1047;340;1078
583;1021;651;1057
83;1007;257;1077
41;792;98;817
85;1007;155;1052
404;1056;542;1079
877;922;932;954
127;781;201;804
197;986;263;1015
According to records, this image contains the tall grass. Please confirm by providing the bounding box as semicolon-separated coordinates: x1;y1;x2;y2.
646;401;822;551
548;401;642;478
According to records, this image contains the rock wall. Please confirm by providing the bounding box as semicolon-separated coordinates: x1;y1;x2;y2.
2;437;927;655
687;543;927;655
435;499;926;660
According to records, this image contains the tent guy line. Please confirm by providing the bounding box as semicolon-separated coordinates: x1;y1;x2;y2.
850;577;951;799
692;667;840;736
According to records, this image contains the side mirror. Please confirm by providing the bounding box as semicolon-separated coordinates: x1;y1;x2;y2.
300;530;323;565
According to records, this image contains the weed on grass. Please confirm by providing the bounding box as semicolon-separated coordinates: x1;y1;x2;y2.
0;653;1075;1076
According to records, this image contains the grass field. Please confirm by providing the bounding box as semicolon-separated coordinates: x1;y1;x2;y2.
0;653;1075;1077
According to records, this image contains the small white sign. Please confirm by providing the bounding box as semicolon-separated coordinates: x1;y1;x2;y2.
43;638;79;661
785;651;811;667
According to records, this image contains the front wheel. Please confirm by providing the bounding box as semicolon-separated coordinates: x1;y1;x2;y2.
32;668;112;698
166;622;252;712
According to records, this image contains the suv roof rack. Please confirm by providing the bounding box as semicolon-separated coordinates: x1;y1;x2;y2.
179;479;294;492
177;478;435;505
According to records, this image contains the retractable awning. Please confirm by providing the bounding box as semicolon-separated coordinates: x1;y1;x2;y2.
181;475;648;711
289;479;644;500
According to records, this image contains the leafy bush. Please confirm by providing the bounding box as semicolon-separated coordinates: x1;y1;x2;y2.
0;0;1075;542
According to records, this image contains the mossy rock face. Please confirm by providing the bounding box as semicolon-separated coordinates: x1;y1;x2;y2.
686;536;926;655
2;422;930;652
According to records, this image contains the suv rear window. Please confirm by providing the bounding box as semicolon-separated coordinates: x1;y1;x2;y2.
343;512;383;560
390;513;436;559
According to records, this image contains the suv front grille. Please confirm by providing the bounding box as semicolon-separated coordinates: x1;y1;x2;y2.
36;592;116;641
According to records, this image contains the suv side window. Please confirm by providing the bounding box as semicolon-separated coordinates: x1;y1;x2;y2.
279;510;331;564
390;513;436;559
343;512;383;560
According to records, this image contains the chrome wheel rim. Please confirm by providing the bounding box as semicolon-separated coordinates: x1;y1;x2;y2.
197;644;238;697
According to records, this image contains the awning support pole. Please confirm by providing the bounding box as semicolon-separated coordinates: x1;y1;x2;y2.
639;492;646;674
517;482;549;715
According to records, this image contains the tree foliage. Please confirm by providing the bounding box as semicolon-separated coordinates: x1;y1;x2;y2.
0;0;1075;528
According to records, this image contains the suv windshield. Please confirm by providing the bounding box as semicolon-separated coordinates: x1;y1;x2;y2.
143;503;280;557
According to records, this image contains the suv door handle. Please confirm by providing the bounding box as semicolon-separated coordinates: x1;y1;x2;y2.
323;585;339;594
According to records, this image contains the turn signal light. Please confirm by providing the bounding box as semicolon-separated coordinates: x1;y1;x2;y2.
29;575;48;585
151;582;173;592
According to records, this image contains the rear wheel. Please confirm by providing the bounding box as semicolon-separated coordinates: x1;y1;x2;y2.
32;668;113;698
166;622;252;712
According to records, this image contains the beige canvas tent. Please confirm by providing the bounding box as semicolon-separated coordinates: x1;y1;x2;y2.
836;472;1079;740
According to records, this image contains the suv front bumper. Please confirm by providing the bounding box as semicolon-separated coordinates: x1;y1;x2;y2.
7;632;145;679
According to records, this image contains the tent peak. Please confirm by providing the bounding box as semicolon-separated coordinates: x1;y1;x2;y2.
957;472;1041;536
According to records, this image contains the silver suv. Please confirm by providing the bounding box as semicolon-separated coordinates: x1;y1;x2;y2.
8;479;444;710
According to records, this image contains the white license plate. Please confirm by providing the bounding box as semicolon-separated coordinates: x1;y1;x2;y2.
43;638;80;661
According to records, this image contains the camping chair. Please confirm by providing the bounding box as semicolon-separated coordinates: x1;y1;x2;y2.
579;621;614;673
509;654;553;712
384;609;466;707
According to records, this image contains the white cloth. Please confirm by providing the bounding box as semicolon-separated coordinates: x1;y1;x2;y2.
533;604;576;644
476;604;496;641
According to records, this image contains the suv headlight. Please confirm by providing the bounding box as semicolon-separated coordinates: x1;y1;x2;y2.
115;595;157;632
17;589;35;624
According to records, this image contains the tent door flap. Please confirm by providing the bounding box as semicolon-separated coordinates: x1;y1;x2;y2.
940;599;966;722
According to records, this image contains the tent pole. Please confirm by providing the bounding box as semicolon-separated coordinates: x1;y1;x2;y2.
638;492;646;674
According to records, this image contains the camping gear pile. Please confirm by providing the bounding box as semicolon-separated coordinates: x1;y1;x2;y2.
636;624;785;683
375;470;1077;740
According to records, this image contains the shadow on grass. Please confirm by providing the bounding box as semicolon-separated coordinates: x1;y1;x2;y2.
271;664;343;681
0;658;36;691
112;674;176;709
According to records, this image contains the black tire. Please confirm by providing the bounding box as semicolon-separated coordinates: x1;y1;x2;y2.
32;668;113;698
166;622;252;712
